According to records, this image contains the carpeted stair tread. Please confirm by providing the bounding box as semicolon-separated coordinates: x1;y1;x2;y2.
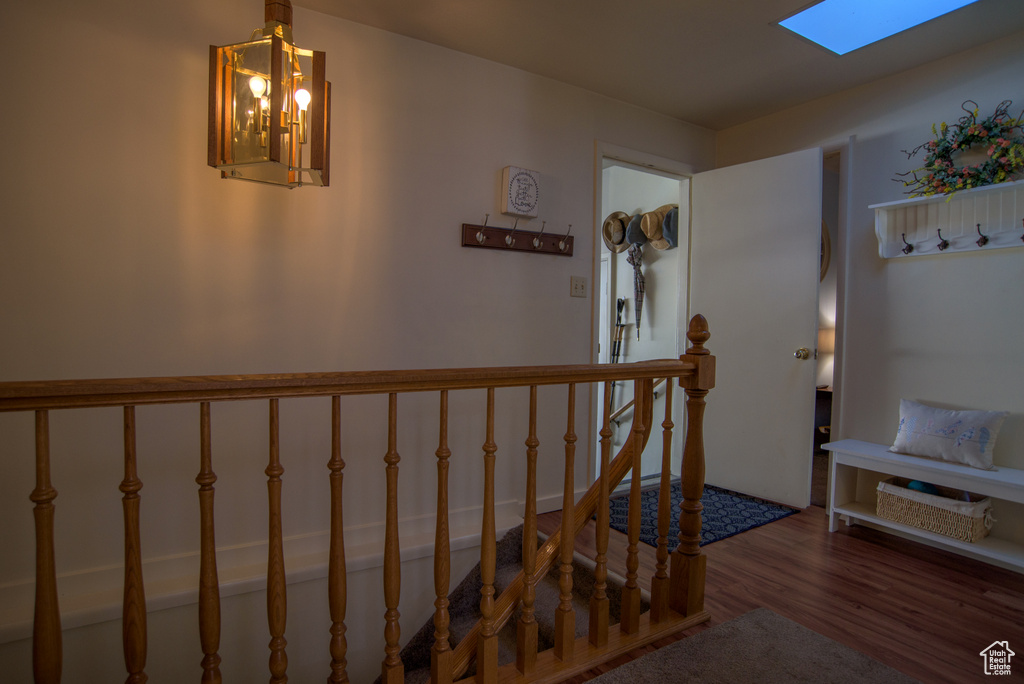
380;525;646;684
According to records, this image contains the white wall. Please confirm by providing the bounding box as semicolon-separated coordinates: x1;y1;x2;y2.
717;31;1024;541
0;0;716;680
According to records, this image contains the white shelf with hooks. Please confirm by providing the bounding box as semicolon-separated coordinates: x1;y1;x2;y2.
872;178;1024;258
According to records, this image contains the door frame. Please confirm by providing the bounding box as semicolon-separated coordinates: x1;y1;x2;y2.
591;140;851;503
590;141;696;485
826;137;853;462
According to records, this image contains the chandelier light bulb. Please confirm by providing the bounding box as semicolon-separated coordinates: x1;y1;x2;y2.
248;75;267;98
294;88;311;111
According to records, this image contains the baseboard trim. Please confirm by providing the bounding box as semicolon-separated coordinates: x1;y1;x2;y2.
0;500;525;644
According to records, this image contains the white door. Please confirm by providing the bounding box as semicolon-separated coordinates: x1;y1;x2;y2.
688;148;822;508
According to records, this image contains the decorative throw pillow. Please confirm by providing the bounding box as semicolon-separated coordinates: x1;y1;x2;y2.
890;399;1007;470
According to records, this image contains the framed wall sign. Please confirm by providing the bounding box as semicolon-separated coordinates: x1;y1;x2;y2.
501;166;540;217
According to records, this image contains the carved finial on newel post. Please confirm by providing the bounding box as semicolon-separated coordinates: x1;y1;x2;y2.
685;314;711;355
670;314;715;619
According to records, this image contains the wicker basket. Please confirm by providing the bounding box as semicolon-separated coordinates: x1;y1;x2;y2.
876;477;993;543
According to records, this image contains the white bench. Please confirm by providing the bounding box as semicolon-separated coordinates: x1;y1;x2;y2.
824;439;1024;573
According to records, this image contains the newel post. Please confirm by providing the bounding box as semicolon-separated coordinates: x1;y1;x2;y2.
670;314;715;616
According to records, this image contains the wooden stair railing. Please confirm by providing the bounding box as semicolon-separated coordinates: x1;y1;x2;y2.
1;315;714;684
608;377;665;425
447;377;658;680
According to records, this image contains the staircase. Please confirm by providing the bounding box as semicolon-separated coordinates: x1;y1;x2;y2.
385;526;648;684
1;315;716;684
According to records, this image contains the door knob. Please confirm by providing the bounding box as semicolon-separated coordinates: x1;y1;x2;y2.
794;347;811;360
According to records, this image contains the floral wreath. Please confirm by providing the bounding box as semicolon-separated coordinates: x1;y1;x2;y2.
896;100;1024;198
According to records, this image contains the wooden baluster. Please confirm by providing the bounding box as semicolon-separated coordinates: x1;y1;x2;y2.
31;410;62;684
554;383;577;661
121;406;148;683
446;381;656;680
381;393;404;684
589;381;612;647
327;396;349;683
671;315;714;617
516;385;539;674
619;380;646;635
267;399;288;684
476;388;498;683
431;391;453;684
197;403;222;683
650;382;674;622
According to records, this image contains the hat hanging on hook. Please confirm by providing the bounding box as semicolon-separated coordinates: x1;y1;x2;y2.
602;211;630;253
641;204;678;250
625;214;647;246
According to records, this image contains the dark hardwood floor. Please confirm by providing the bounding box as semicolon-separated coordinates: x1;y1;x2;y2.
536;504;1024;682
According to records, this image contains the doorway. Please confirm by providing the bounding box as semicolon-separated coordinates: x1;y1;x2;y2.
811;150;842;506
594;145;844;509
595;148;693;484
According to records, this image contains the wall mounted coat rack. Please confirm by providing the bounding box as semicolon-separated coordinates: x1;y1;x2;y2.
872;178;1024;258
461;217;573;256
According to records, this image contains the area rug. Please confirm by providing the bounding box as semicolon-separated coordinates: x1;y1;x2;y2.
607;481;798;549
590;608;920;683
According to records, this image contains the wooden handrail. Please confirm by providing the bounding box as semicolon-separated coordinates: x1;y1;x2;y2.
8;314;714;683
609;377;666;423
0;360;694;411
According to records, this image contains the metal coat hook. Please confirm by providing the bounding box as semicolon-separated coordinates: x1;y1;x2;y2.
532;221;546;249
976;223;989;247
476;214;489;244
558;224;573;253
901;233;913;255
936;229;949;251
505;218;519;246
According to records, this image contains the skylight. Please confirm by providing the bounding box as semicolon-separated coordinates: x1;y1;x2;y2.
779;0;981;55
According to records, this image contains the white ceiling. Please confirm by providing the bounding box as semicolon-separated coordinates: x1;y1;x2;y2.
293;0;1024;130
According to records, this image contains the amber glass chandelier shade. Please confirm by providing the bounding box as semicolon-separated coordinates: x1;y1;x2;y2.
208;17;330;187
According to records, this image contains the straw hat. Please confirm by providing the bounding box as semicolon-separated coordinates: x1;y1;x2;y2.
602;211;630;253
641;204;678;250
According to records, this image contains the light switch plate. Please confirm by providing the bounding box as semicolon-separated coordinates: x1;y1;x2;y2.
570;276;587;298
